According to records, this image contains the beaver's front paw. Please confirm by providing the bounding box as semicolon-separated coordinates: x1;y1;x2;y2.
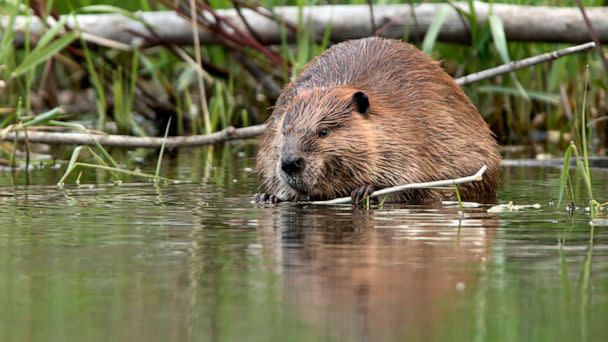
253;193;281;204
351;184;376;204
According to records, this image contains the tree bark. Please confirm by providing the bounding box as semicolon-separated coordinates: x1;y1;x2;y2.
6;3;608;48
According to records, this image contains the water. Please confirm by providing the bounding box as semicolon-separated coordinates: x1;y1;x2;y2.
1;146;607;341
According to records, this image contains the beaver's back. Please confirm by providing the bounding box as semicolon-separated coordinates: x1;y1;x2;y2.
261;37;500;203
292;38;429;89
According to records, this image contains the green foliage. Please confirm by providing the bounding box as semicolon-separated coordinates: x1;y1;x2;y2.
488;15;528;102
422;5;449;55
12;32;78;78
557;72;607;218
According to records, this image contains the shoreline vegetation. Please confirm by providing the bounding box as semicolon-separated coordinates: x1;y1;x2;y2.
1;1;607;196
1;41;597;147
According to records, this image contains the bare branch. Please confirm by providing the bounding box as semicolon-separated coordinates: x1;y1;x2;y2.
310;165;488;205
455;42;596;86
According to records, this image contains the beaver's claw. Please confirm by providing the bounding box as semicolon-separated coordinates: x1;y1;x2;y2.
253;193;281;204
351;184;376;204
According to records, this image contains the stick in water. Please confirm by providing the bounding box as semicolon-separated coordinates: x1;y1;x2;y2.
310;165;487;205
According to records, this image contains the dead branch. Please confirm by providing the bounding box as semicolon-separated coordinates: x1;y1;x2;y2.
455;42;596;86
310;165;487;205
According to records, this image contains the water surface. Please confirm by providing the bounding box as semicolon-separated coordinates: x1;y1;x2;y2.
1;146;607;341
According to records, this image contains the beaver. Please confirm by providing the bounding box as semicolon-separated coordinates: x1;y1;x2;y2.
254;37;500;204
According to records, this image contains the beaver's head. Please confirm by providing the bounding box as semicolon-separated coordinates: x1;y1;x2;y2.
273;87;379;200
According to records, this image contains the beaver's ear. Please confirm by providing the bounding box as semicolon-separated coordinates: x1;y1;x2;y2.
352;91;369;116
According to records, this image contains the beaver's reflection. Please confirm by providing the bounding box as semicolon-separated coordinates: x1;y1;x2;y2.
257;205;498;341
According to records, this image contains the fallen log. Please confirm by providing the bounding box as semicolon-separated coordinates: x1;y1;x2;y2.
5;3;608;48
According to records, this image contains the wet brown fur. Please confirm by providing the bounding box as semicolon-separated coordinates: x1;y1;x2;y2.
256;37;501;203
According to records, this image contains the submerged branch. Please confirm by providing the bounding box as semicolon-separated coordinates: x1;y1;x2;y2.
310;165;488;205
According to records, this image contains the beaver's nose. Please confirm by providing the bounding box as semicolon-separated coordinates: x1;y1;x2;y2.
281;155;305;175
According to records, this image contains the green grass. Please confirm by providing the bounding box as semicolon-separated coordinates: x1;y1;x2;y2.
557;69;608;220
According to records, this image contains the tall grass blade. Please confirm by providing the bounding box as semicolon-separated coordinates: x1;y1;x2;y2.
453;184;463;209
127;47;140;125
319;19;333;51
58;145;84;186
47;120;120;168
571;145;594;202
12;31;78;77
581;67;590;179
155;117;171;178
0;114;15;129
488;15;528;101
22;107;63;128
467;0;478;44
0;1;18;64
557;143;574;208
422;5;449;55
37;15;69;48
76;25;107;131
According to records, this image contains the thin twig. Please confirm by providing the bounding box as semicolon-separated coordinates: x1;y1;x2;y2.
310;165;487;205
455;42;596;85
80;32;132;51
170;44;215;84
188;0;212;134
574;0;608;74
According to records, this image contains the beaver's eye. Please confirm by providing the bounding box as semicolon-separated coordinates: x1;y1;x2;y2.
317;128;330;138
